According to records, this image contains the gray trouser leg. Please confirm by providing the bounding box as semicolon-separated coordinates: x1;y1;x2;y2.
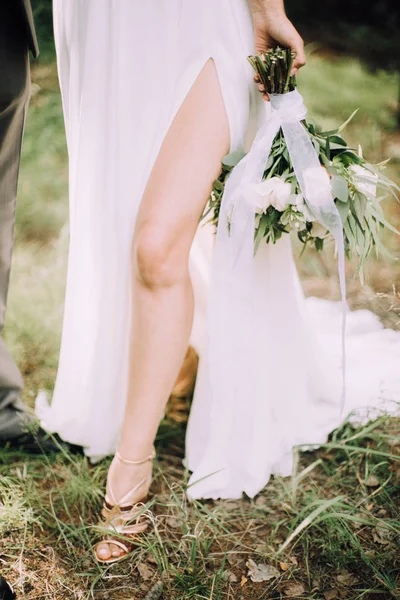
0;4;31;436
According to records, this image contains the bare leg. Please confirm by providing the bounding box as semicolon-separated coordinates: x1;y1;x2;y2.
95;60;229;561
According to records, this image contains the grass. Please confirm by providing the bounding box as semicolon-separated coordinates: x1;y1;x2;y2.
299;53;399;135
0;51;399;598
0;417;399;598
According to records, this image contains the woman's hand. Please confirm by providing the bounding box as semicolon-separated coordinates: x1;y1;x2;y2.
250;4;306;100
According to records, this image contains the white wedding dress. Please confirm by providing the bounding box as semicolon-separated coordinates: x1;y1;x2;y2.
37;0;400;500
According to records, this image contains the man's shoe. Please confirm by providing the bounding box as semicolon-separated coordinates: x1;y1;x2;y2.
1;427;83;455
0;575;16;599
0;406;83;455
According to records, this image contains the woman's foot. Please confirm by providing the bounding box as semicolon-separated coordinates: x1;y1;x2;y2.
94;449;155;563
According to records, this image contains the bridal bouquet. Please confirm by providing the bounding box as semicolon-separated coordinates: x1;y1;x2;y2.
203;48;399;276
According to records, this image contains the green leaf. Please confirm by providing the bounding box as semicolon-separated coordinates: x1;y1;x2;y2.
344;216;356;246
352;191;366;221
314;137;348;152
326;164;339;177
330;142;353;151
318;109;359;139
369;208;400;235
282;146;290;164
338;109;359;133
325;136;331;160
221;151;246;168
331;175;349;203
254;213;268;254
333;151;363;167
327;135;347;147
312;138;320;154
319;152;331;168
265;153;275;171
336;200;349;225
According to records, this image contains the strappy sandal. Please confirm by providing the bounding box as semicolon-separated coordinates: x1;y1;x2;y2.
94;449;156;564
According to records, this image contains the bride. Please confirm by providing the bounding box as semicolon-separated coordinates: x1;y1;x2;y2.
37;0;400;563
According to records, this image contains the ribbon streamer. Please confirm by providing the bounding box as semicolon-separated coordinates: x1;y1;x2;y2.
207;89;347;464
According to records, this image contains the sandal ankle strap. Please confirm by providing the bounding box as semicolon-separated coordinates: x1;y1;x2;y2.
115;448;156;465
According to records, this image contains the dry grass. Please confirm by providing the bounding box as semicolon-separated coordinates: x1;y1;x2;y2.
0;416;399;599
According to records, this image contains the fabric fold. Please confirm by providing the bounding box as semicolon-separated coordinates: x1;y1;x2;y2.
187;90;348;499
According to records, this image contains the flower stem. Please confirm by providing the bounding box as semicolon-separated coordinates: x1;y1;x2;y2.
248;47;297;95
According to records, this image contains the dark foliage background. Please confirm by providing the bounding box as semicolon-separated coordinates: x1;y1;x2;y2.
286;0;400;70
31;0;54;56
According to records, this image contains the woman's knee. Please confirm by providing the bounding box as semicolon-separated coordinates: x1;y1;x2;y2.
133;226;188;290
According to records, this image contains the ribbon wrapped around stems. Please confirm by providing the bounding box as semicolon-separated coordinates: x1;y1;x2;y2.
206;89;347;456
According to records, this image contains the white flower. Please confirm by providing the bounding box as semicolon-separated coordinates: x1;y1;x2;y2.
350;165;378;198
293;194;316;222
245;177;292;214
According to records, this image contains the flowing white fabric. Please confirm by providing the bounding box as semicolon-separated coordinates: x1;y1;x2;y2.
36;0;256;457
185;228;400;499
36;0;400;499
186;91;350;499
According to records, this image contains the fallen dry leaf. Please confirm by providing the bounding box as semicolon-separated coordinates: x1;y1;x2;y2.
143;581;164;600
246;559;280;583
255;495;267;506
290;556;299;566
221;570;238;583
240;576;248;587
166;516;183;528
336;573;359;586
311;578;321;591
137;562;154;581
372;526;392;545
145;553;158;565
364;474;380;487
324;590;339;600
227;553;243;567
282;582;306;597
280;562;289;571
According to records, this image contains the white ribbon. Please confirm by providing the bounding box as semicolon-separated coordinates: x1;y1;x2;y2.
207;89;347;454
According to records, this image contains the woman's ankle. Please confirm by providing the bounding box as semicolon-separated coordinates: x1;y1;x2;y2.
106;455;153;506
116;441;155;461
